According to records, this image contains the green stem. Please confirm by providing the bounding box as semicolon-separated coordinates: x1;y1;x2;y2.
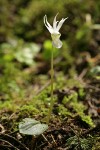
46;47;54;124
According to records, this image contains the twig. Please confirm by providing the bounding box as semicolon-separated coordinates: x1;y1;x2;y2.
86;85;100;91
51;134;57;146
0;139;19;150
0;133;29;150
42;134;51;145
79;68;88;79
0;124;5;133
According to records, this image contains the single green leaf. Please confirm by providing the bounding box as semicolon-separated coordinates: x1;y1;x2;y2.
19;118;48;136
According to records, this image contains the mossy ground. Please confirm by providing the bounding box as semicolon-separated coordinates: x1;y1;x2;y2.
0;60;100;149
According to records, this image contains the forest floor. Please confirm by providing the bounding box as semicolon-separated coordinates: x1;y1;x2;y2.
0;42;100;150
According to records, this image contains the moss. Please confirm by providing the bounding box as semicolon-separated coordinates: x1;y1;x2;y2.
20;104;40;115
66;78;84;88
62;92;95;127
66;136;95;150
0;100;18;112
92;140;100;150
57;104;72;117
78;88;86;99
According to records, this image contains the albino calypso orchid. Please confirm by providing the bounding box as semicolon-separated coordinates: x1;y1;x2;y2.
44;14;68;48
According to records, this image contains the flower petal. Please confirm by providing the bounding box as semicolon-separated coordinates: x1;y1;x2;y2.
45;15;53;29
44;15;50;29
56;17;68;31
53;13;59;29
44;15;53;33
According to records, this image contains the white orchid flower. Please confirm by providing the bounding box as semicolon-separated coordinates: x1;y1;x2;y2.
44;14;68;48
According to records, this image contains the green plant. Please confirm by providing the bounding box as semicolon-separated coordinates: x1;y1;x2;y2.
44;14;68;123
63;92;95;127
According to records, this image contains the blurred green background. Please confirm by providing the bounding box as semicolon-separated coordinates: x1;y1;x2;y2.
1;0;100;49
0;0;100;45
0;0;100;102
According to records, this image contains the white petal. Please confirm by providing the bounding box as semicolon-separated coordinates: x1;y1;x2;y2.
44;15;50;30
53;13;59;29
45;15;53;29
56;17;68;31
44;15;53;33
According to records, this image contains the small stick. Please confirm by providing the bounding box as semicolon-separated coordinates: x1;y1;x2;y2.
42;134;51;145
0;133;29;150
0;139;19;150
51;134;57;146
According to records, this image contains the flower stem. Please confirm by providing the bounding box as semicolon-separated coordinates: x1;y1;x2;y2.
46;47;54;124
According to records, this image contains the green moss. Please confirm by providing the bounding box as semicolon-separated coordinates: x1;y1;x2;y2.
92;138;100;150
0;100;18;111
71;102;95;127
66;136;95;150
78;88;85;99
57;104;72;117
62;92;95;127
66;78;84;88
20;104;40;115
